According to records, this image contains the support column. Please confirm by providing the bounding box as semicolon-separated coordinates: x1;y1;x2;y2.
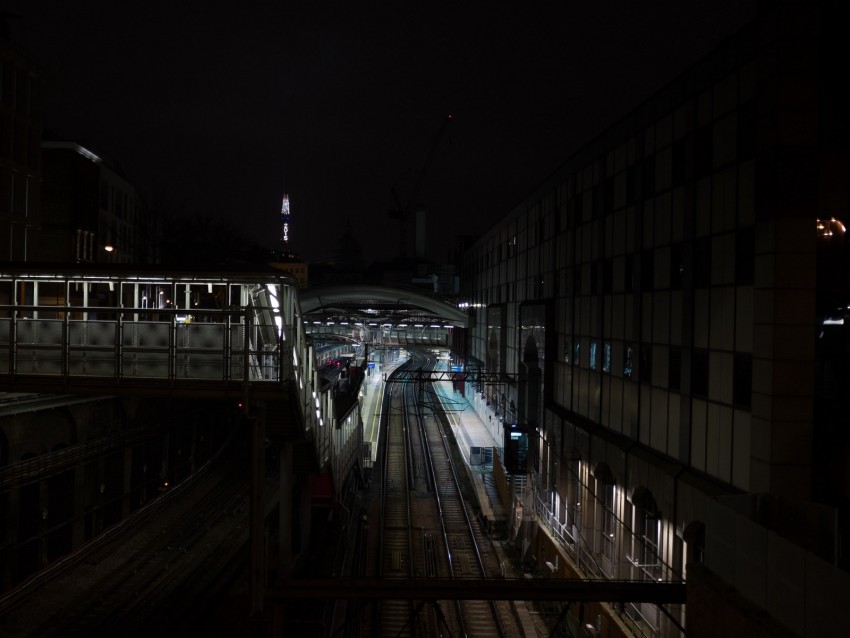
39;480;48;568
72;463;85;548
122;446;133;519
278;441;293;575
2;485;18;589
269;440;293;636
249;411;266;616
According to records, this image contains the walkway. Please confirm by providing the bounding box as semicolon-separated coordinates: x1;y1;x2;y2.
0;267;305;401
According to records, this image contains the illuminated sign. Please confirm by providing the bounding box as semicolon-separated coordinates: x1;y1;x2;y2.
280;194;291;244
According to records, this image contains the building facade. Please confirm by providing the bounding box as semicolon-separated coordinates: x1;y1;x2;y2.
39;140;139;264
459;3;850;636
0;33;43;262
269;249;309;288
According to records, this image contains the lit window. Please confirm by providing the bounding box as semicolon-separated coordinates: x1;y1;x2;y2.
601;482;616;564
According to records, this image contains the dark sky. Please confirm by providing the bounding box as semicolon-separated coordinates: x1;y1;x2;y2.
7;1;758;265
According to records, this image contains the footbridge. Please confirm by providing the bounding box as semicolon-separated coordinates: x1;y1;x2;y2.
0;265;319;403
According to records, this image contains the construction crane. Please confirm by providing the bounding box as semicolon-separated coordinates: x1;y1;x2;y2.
388;114;454;262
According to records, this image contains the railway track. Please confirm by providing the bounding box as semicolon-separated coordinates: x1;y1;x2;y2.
373;352;521;637
377;358;428;636
0;434;251;637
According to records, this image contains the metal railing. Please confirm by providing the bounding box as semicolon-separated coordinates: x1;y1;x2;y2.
0;305;284;384
533;494;683;637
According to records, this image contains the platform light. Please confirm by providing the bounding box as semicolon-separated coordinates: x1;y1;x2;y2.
817;217;847;237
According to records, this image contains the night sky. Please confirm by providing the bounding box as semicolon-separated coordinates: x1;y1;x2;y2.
7;2;757;265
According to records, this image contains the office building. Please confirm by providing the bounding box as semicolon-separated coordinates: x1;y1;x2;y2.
0;29;43;261
40;138;138;264
459;2;850;635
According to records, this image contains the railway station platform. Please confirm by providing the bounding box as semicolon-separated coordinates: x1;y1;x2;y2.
358;356;509;530
431;374;507;529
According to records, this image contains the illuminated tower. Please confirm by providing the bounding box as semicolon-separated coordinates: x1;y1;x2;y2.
280;194;291;245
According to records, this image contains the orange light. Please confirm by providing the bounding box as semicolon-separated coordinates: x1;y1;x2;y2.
816;218;845;238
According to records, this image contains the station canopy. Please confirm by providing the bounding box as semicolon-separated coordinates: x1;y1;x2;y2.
298;283;467;332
